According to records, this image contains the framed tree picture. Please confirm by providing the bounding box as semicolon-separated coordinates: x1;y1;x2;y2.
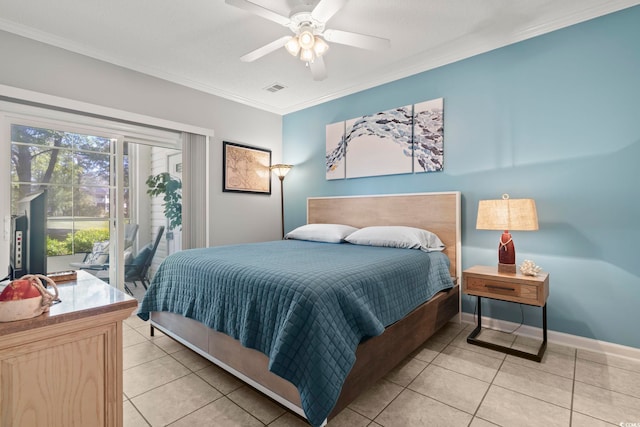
223;141;272;194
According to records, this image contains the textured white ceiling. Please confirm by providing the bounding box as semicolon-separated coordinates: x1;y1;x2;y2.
0;0;638;114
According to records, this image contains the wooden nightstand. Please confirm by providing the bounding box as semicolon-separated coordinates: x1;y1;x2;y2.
463;265;549;362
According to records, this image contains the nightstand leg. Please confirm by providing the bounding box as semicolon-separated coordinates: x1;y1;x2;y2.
537;304;548;360
467;297;547;363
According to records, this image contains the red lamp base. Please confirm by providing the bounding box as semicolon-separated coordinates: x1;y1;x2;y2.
498;263;516;274
497;230;516;274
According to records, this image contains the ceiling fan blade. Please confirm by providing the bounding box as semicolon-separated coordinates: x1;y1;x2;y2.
240;36;291;62
311;0;348;23
309;56;328;81
225;0;290;26
323;29;390;50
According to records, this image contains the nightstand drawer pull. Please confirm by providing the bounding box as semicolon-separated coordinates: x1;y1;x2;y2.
486;285;515;291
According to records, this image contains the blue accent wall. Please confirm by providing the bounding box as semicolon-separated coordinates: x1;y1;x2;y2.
282;6;640;348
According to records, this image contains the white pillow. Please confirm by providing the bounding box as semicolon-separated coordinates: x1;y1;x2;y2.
345;226;445;252
285;223;359;243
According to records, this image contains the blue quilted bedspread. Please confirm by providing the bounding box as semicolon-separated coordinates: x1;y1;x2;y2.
137;240;453;426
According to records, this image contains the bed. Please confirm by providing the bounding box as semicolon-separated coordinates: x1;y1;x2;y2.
138;191;461;426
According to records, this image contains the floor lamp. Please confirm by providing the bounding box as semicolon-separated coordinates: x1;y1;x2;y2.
270;164;293;239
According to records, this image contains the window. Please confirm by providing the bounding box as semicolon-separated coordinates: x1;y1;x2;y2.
10;124;130;256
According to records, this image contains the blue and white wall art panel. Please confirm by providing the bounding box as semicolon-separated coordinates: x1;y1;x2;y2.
345;105;414;179
325;121;346;180
413;98;444;172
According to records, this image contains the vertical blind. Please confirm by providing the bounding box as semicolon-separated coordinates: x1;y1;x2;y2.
181;132;208;249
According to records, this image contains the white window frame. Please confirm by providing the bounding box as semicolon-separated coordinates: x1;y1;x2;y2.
0;98;194;289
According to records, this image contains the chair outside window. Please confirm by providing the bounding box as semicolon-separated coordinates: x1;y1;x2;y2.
69;224;138;271
124;226;164;292
124;224;139;250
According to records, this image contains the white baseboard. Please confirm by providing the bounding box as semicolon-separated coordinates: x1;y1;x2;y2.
460;312;640;362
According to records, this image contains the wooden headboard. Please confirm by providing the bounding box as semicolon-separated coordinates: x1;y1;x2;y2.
307;192;461;280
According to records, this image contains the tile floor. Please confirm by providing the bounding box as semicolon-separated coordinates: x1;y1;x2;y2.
122;314;640;426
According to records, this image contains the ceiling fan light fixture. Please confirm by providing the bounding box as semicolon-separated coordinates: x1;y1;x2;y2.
298;27;315;50
313;36;329;57
300;48;315;62
284;37;300;56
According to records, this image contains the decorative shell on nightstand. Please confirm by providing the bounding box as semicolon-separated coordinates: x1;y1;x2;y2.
519;259;542;277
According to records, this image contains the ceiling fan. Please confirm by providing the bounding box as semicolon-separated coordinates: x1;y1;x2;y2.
225;0;390;81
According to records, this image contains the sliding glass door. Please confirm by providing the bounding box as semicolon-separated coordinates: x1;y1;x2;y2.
9;120;125;287
3;104;184;297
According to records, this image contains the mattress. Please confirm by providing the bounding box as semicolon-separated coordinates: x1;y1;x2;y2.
137;240;453;426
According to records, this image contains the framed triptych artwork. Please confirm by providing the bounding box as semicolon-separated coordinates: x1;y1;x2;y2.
325;98;444;180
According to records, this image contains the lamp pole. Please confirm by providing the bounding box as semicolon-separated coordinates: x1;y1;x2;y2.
270;164;293;239
278;175;285;239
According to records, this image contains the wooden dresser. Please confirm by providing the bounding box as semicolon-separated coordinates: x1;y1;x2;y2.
0;271;138;427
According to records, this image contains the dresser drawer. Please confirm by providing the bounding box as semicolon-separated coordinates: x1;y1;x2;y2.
466;277;540;305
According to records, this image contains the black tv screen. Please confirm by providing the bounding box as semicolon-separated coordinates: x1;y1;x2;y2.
11;190;47;278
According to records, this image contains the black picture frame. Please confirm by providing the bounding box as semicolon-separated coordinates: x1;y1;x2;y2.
223;141;272;194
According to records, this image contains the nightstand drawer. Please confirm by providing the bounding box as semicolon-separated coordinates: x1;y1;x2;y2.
466;277;539;304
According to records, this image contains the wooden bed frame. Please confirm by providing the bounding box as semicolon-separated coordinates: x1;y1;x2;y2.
149;191;461;424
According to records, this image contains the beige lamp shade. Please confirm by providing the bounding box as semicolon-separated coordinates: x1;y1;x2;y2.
270;164;293;179
476;194;538;231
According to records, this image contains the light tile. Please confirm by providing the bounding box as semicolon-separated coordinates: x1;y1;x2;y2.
470;417;500;427
123;327;148;348
493;360;573;408
384;357;427;387
374;389;472;427
123;341;167;370
269;412;311;427
150;335;186;354
367;422;383;427
169;396;262;427
577;349;640;374
348;379;403;420
327;407;370;427
411;338;446;363
171;348;212;371
477;385;570;427
429;321;467;345
408;364;489;414
124;314;148;329
512;335;576;357
195;364;244;395
575;358;640;398
123;400;149;427
505;347;575;379
432;345;502;383
571;412;618;427
123;355;190;398
135;323;162;339
573;381;640;423
132;373;222;426
449;328;510;360
476;328;517;347
227;386;286;424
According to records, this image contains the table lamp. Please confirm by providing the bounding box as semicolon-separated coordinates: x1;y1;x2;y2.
476;194;538;273
270;164;293;239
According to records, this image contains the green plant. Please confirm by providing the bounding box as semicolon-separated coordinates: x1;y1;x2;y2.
146;172;182;231
47;237;71;256
72;228;110;253
46;227;110;256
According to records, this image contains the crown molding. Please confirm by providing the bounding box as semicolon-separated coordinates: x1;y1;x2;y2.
278;0;640;114
2;0;639;116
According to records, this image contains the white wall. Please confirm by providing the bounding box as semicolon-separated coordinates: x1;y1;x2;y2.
0;30;283;256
